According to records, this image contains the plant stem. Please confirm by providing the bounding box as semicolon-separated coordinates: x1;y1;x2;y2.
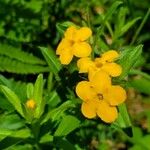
130;8;150;45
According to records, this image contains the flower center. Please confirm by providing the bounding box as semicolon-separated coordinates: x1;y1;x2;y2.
70;40;75;46
95;62;103;68
97;93;103;100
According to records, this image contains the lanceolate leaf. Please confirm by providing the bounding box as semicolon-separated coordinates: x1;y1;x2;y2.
120;17;141;36
118;45;143;80
33;74;44;118
103;1;123;22
41;101;75;124
0;85;24;117
39;47;62;80
128;77;150;95
0;128;12;141
112;103;132;137
54;115;80;137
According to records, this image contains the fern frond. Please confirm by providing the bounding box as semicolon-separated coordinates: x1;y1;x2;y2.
0;44;46;65
0;56;49;74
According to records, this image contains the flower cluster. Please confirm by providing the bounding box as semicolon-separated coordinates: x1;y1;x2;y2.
56;26;126;123
56;26;92;64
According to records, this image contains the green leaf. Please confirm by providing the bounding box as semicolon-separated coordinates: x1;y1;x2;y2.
39;47;62;80
54;115;80;137
0;85;24;117
0;128;12;141
0;75;27;103
115;7;128;31
120;17;141;36
118;45;143;80
54;137;76;150
41;101;75;124
0;44;45;65
0;129;31;149
33;74;44;118
40;133;53;143
27;83;34;99
128;77;150;95
9;129;31;138
0;55;49;74
0;114;25;130
103;1;123;22
6;144;33;150
131;8;150;45
118;103;132;127
0;128;31;142
113;103;132;137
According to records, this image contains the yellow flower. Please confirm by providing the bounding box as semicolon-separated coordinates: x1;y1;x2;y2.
56;26;92;64
75;71;126;123
77;50;122;80
26;99;36;109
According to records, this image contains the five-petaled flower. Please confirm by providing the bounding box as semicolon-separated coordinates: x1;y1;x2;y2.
56;26;92;64
77;50;122;80
75;71;126;123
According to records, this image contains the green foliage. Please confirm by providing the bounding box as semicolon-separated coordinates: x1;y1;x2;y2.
118;45;143;80
0;44;49;74
129;77;150;95
39;47;62;79
33;74;44;118
0;85;24;117
0;0;150;149
54;115;80;137
0;44;45;65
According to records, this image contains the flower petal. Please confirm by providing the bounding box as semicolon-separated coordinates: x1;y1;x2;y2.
73;42;92;57
88;66;98;81
64;26;77;40
104;85;127;106
101;50;119;63
81;101;96;119
56;38;72;55
76;81;96;101
90;71;111;93
75;27;92;41
77;57;94;73
59;48;73;65
101;63;122;77
97;100;118;123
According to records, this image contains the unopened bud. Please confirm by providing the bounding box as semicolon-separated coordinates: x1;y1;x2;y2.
26;99;36;109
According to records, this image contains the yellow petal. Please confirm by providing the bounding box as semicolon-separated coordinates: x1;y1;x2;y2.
104;85;127;106
74;27;92;41
81;101;96;119
77;57;94;73
88;66;98;81
76;81;96;101
56;38;72;55
101;63;122;77
73;42;92;57
59;48;73;65
64;26;77;40
96;100;118;123
90;71;111;93
101;50;119;63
